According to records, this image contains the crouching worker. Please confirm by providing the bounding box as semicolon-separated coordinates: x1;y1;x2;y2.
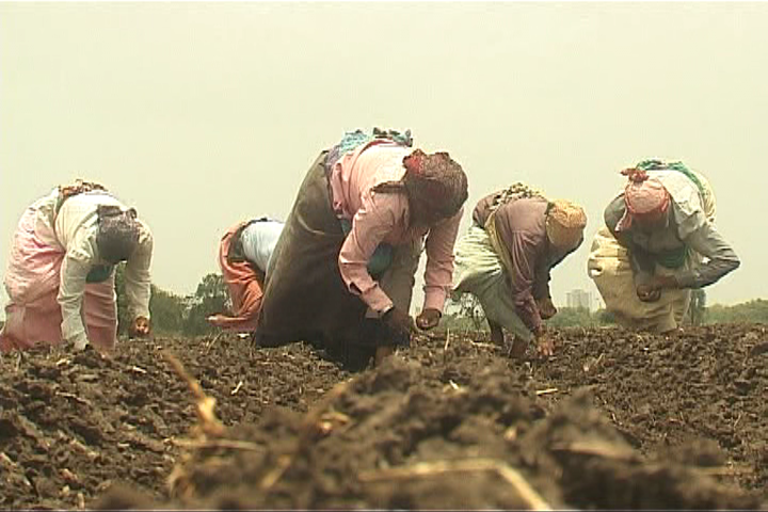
206;217;284;331
453;183;587;358
0;180;153;353
588;160;739;333
255;128;468;369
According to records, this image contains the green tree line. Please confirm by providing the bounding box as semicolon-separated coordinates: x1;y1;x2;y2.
108;271;768;337
115;264;229;336
0;278;764;336
705;299;768;324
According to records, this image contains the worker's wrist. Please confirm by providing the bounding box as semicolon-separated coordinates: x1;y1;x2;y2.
663;275;680;289
379;304;395;320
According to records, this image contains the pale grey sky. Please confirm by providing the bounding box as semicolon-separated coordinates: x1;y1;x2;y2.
2;2;766;315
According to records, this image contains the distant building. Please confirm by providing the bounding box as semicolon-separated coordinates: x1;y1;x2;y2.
566;289;593;310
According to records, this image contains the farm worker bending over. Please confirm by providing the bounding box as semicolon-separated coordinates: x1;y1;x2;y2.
588;160;740;333
0;180;153;353
453;183;587;358
255;128;468;369
206;218;284;331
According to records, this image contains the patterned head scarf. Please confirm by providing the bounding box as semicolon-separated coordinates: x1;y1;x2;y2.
401;149;468;219
59;179;107;199
96;205;141;263
545;199;587;250
487;182;546;215
55;179;109;215
615;167;671;232
325;127;413;174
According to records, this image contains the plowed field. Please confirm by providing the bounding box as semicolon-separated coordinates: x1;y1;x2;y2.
1;324;766;509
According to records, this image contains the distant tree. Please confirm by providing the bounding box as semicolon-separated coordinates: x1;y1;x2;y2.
182;273;230;336
115;262;187;335
442;294;621;331
149;285;185;335
446;292;486;330
686;289;707;326
545;307;597;328
595;308;617;326
704;299;768;325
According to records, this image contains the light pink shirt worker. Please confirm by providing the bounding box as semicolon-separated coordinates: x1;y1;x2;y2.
328;141;463;316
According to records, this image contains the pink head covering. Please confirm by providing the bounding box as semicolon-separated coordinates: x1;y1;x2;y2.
615;168;670;232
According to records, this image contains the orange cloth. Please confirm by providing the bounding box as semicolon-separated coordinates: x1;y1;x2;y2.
206;222;265;331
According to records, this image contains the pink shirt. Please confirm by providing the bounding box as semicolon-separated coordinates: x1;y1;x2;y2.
329;141;463;315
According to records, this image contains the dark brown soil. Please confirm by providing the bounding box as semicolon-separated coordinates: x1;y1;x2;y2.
0;335;347;509
531;323;768;496
1;324;767;509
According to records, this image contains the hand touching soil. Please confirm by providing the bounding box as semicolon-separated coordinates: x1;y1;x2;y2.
416;308;441;330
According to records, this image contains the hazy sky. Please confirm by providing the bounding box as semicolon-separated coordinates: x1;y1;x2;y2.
2;2;767;316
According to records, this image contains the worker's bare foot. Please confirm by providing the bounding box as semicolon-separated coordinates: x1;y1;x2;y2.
509;338;528;359
374;345;394;366
660;326;684;336
94;345;115;361
488;320;504;346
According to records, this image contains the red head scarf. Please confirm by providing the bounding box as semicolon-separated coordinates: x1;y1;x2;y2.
402;149;468;219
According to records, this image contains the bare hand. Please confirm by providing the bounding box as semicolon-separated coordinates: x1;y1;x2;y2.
73;336;90;352
537;334;555;357
383;307;414;337
534;326;554;357
637;275;678;302
537;297;558;320
416;308;441;330
636;285;662;302
130;316;151;338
